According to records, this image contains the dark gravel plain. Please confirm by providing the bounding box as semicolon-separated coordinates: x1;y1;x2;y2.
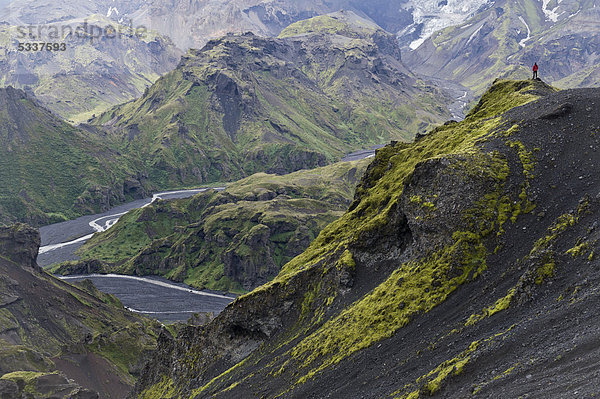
63;275;234;323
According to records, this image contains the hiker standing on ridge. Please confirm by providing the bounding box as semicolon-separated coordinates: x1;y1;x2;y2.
533;62;538;79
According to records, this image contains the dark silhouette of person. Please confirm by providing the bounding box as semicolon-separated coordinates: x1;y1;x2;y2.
533;63;538;79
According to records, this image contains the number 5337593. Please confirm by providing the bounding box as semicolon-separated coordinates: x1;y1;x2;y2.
17;42;67;51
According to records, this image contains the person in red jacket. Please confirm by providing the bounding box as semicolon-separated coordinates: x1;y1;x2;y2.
533;62;538;79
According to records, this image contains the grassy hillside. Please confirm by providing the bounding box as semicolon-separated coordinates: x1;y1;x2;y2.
53;159;370;293
0;13;451;227
93;12;451;189
127;79;600;398
278;12;382;38
0;87;151;226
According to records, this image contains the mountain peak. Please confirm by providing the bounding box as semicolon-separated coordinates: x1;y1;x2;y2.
0;86;27;101
466;78;557;119
278;10;383;39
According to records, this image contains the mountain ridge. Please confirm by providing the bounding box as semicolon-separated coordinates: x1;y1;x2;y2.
92;14;452;189
0;86;152;226
128;79;600;398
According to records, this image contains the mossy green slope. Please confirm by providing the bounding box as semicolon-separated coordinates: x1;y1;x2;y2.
53;159;370;293
94;12;451;189
0;224;161;399
0;87;150;226
278;11;382;39
131;79;600;398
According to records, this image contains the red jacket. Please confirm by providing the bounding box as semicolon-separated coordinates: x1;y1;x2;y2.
533;64;538;72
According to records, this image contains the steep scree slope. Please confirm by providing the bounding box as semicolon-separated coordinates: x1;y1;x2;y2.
0;224;162;399
93;12;452;188
129;79;600;398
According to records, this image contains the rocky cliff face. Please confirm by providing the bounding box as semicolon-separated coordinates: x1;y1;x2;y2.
0;224;162;399
129;80;600;398
0;224;40;269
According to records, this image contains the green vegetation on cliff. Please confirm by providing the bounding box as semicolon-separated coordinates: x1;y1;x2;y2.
0;87;151;226
93;12;451;188
1;12;452;226
278;11;381;39
275;79;546;282
53;159;369;293
133;79;584;399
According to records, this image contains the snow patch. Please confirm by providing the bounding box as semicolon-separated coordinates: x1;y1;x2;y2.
107;6;119;18
540;0;560;22
465;23;484;46
518;16;531;47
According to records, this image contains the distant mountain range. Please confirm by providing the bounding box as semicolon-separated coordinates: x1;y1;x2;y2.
0;0;502;51
0;15;182;122
1;0;596;119
0;12;453;225
405;0;600;93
